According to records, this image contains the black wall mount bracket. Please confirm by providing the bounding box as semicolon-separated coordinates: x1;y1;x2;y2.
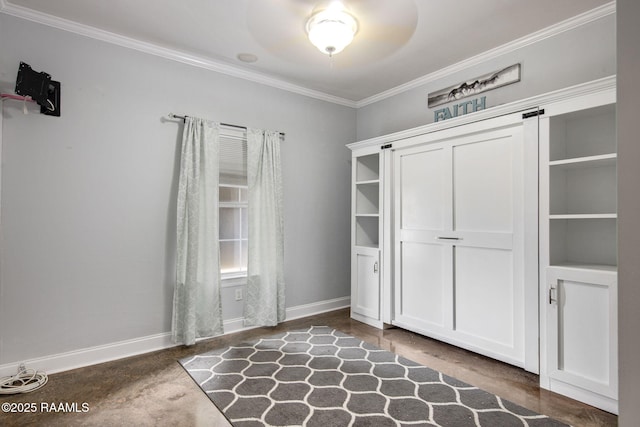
14;62;61;117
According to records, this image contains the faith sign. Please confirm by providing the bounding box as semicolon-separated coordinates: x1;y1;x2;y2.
434;96;486;122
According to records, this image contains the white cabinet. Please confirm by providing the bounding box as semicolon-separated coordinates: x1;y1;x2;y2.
350;150;384;327
546;267;617;407
352;246;380;321
539;93;618;413
391;112;539;371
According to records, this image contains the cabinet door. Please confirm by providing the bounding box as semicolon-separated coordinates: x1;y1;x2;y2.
393;144;453;335
547;267;618;401
451;126;525;363
393;117;534;369
352;247;380;320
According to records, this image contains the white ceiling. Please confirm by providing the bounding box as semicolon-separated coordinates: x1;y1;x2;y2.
1;0;612;105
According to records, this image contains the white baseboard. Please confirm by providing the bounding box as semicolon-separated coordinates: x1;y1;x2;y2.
285;296;351;321
221;295;351;335
547;378;618;415
0;296;350;378
0;333;176;378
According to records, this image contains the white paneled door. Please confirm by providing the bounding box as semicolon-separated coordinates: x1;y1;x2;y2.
352;246;380;321
393;114;537;370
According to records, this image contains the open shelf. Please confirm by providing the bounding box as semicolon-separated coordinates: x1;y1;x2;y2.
353;153;381;248
548;107;617;217
355;181;379;215
548;263;617;273
356;154;380;182
549;153;616;168
550;214;617;220
549;218;617;267
355;215;379;247
549;160;617;215
356;179;379;185
549;163;616;216
546;102;617;268
549;104;616;162
355;243;379;250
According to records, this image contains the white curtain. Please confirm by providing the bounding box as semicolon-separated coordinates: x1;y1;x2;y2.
172;117;224;345
244;129;285;326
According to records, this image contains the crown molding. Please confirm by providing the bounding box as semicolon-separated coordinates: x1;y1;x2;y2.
0;0;358;108
355;1;616;108
0;1;614;109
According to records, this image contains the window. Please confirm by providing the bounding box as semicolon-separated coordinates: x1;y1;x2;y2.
219;185;248;278
219;130;248;281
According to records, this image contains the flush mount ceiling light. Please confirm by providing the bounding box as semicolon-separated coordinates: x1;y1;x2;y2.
306;1;358;56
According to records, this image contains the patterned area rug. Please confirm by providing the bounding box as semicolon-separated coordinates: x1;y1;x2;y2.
180;326;567;427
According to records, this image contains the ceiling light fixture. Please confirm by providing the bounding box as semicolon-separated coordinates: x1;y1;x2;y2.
306;1;358;56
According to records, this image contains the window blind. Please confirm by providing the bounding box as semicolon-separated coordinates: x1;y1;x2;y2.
219;134;247;186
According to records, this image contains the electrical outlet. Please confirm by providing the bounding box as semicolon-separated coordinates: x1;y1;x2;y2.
235;289;243;301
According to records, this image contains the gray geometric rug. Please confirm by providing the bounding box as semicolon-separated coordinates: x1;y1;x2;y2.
179;326;567;427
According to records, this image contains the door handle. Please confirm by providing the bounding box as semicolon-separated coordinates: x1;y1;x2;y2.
549;285;557;304
373;261;379;273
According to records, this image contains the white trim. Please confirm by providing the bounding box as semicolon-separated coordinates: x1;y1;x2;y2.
0;296;350;378
347;75;616;150
0;0;614;108
285;296;351;321
221;276;247;288
355;2;616;108
0;0;356;108
545;379;619;415
0;332;176;378
221;296;351;335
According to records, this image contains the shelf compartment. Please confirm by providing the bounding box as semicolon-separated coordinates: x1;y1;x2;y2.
549;104;616;162
549;218;617;267
355;216;379;247
356;154;380;182
549;159;617;216
355;182;379;215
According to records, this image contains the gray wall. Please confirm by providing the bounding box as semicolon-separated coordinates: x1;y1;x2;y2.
356;14;616;141
617;0;640;425
0;14;354;364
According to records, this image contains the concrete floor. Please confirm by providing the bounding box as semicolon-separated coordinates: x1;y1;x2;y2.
1;308;617;426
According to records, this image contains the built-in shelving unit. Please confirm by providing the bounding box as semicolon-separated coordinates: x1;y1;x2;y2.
540;96;618;414
355;153;380;248
350;150;383;327
547;103;617;269
346;78;618;414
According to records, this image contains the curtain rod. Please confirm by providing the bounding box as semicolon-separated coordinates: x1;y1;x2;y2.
168;113;285;137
